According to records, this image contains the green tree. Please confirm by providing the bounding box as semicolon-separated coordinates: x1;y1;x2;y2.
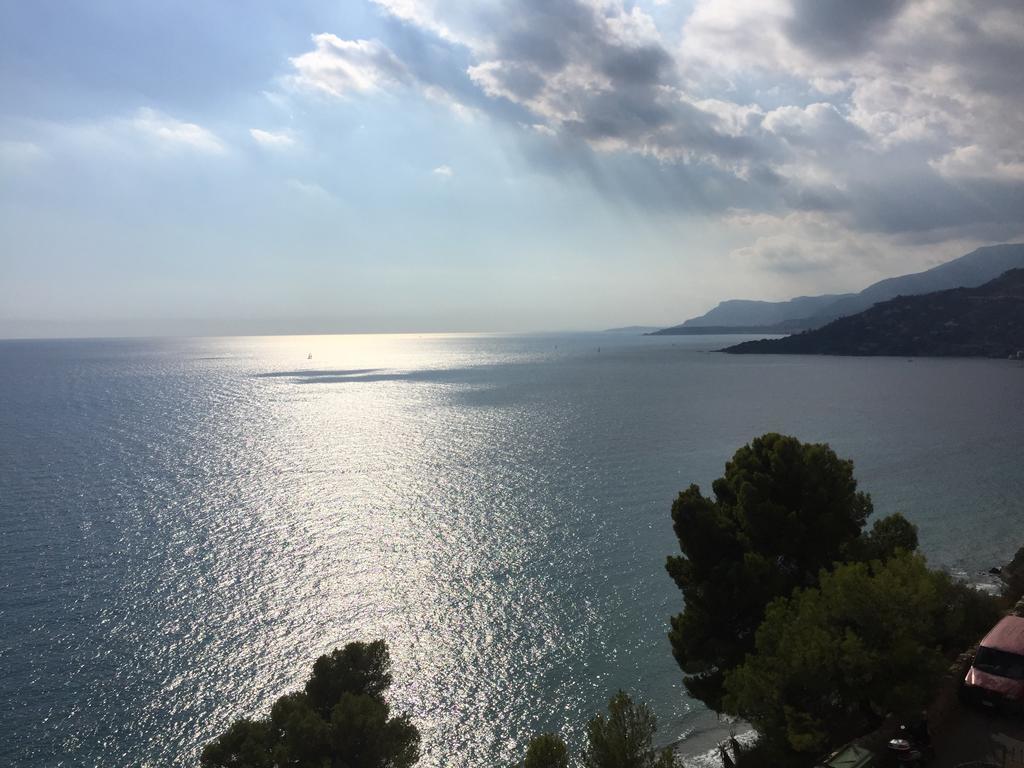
523;732;569;768
583;692;677;768
201;640;419;768
1001;544;1024;604
666;434;874;709
268;692;330;765
327;693;420;768
199;719;275;768
858;512;919;562
306;640;393;716
722;553;997;761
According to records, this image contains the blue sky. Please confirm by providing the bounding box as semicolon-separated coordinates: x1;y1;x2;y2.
2;0;1023;336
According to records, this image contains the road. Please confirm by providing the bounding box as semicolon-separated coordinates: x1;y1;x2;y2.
933;703;1024;767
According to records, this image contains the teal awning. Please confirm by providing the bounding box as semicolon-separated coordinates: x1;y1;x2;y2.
821;744;875;768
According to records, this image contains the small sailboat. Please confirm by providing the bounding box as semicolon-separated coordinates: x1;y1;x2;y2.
307;353;312;360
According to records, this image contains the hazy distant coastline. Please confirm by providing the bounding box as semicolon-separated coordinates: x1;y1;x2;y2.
650;244;1024;338
723;268;1024;358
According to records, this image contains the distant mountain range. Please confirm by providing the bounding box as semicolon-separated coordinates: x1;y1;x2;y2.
650;243;1024;335
603;326;662;334
723;268;1024;357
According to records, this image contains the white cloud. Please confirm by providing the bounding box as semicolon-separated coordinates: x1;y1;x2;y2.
930;145;1024;182
692;98;763;138
8;111;228;168
288;0;1024;261
0;140;47;170
289;35;409;97
287;32;477;121
423;85;479;121
680;0;1024;175
468;59;619;128
261;89;291;110
370;0;506;54
432;164;454;178
249;128;295;148
286;178;334;199
679;0;796;76
356;0;1024;185
723;210;988;292
131;108;224;153
810;77;849;96
371;0;479;47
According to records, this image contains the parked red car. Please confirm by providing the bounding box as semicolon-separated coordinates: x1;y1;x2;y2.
962;615;1024;711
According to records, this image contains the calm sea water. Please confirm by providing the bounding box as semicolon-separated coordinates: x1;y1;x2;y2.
2;333;1022;767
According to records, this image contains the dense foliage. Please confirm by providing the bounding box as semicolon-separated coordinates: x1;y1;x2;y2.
723;553;999;761
725;267;1024;357
201;640;419;768
858;512;919;562
665;433;874;709
666;433;1002;763
522;692;677;768
1003;544;1024;604
583;692;677;768
523;733;570;768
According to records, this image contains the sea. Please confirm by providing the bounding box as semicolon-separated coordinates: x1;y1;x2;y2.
2;333;1022;767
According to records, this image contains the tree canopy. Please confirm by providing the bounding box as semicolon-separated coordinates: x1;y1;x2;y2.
521;692;677;768
723;553;999;760
201;640;419;768
305;641;393;716
664;433;1005;762
523;733;570;768
856;512;919;563
582;692;677;768
665;434;875;709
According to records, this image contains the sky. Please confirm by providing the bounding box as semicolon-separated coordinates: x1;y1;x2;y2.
2;0;1023;337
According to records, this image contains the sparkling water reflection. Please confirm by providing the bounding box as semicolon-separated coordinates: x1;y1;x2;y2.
1;334;1022;766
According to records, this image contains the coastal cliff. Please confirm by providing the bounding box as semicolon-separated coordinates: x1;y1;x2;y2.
723;268;1024;357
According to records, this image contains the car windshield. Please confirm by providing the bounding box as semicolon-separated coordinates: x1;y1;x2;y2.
974;646;1024;680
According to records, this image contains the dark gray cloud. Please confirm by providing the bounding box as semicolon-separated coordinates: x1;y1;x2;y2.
375;14;537;124
850;172;1024;239
352;0;1024;250
784;0;907;59
466;0;682;146
490;0;596;71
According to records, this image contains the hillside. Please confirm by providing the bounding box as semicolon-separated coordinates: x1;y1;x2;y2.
673;293;852;329
602;325;662;334
723;268;1024;357
816;243;1024;322
653;243;1024;334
